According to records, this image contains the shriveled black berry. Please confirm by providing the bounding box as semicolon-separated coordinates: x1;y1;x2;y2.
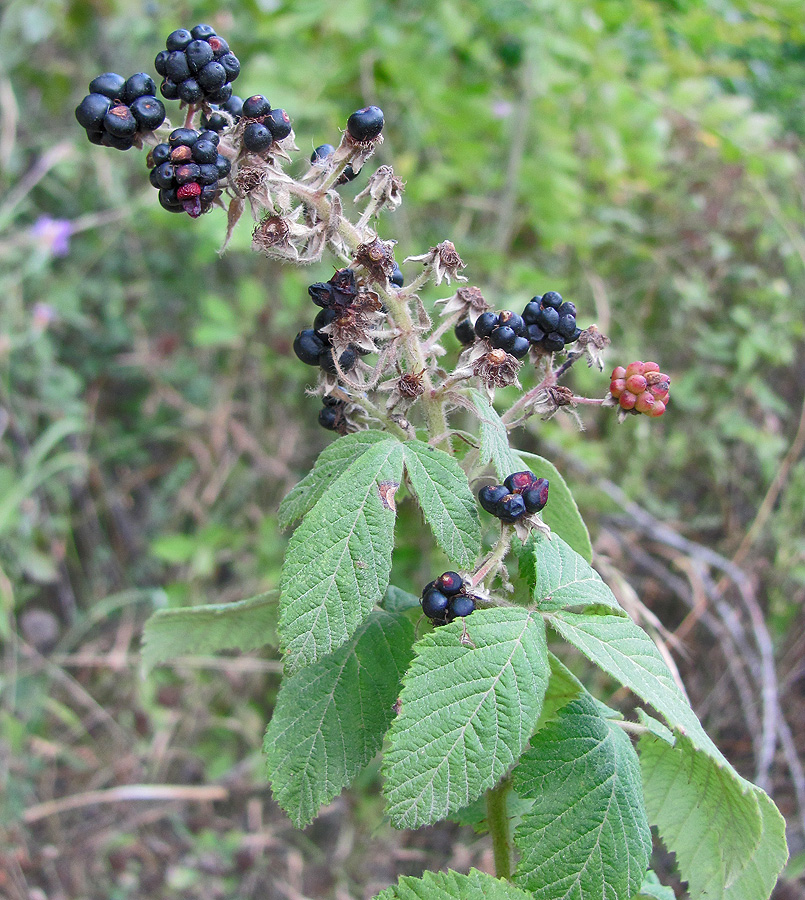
541;291;563;309
243;122;272;153
178;78;203;104
75;93;111;130
191;23;216;40
489;325;517;352
243;94;271;118
89;72;126;99
313;307;337;336
478;484;509;514
390;263;404;287
498;310;526;337
311;143;335;164
510;336;531;359
436;571;463;596
474;311;499;339
347;105;384;141
504;471;535;493
498;493;527;522
454;318;475;345
130;96;165;131
267;108;292;140
104;105;137;138
308;283;334;308
330;268;358;305
421;588;449;619
448;595;475;618
293;329;325;366
542;332;565;352
522;479;549;514
166;29;193;51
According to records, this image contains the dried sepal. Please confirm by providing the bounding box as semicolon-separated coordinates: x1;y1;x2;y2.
354;165;405;211
472;348;522;389
576;325;611;371
405;240;467;286
219;196;245;254
353;236;397;284
434;285;490;321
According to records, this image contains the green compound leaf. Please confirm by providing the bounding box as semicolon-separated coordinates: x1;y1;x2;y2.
633;871;676;900
265;610;414;828
374;867;534;900
279;438;404;674
383;608;549;829
520;531;623;613
469;388;521;480
547;610;725;764
402;439;481;571
141;590;278;673
639;732;787;900
516;450;592;562
278;430;390;530
513;695;651;900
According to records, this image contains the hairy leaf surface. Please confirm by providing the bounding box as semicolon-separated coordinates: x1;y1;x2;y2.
383;608;549;828
520;532;622;612
278;430;390;530
469;389;521;479
265;610;414;827
516;450;592;561
374;867;534;900
402;440;481;570
639;732;787;900
279;438;404;673
513;695;651;900
141;591;278;672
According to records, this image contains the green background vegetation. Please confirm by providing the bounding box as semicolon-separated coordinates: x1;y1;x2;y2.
1;0;803;896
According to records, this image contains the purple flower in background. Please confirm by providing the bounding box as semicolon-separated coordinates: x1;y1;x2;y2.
30;216;72;257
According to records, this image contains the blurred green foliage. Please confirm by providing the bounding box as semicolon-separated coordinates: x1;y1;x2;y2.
1;0;804;886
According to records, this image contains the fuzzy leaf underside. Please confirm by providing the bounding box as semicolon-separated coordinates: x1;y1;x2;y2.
513;695;651;900
402;440;481;571
469;389;521;479
547;610;725;764
639;732;787;900
264;610;414;828
633;871;676;900
383;608;549;829
141;590;278;672
277;430;390;530
279;438;404;673
520;532;623;613
374;868;534;900
516;450;593;561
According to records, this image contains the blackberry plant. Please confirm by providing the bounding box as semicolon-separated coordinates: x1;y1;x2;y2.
82;23;788;900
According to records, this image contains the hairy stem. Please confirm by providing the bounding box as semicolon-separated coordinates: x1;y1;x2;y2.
486;776;513;881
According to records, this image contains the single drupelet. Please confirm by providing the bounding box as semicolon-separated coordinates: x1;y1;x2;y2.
478;471;549;524
420;572;478;625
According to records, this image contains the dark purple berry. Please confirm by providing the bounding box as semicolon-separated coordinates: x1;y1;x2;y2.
311;143;335;164
437;571;463;596
178;78;203;104
510;336;531;359
165;51;191;82
308;282;334;308
197;61;227;92
522;479;549;514
474;311;499;339
155;50;170;76
150;142;171;165
185;39;214;73
223;95;243;118
498;493;527;523
190;23;216;40
218;53;240;81
208;84;233;104
267;108;292;140
522;299;543;325
319;348;356;375
541;291;563;309
568;327;582;343
158;188;183;211
166;29;193;51
318;405;341;431
542;332;565;352
421;588;450;619
489;325;517;352
322;394;343;407
122;73;156;104
448;595;476;618
243;122;272;153
130;96;165;131
89;72;126;100
208;35;229;56
337;163;360;184
454;318;475;345
526;324;545;344
558;302;577;318
175;163;201;185
168;128;196;148
504;471;535;493
75;93;111;131
478;484;509;514
160;79;180;100
215;154;231;178
243;94;271;118
347;105;384;141
154;162;175;189
313;307;338;337
191;139;218;164
537;306;560;331
498;310;526;336
198;164;219;185
293;329;326;366
557;314;577;339
103;105;137;138
390;263;404;287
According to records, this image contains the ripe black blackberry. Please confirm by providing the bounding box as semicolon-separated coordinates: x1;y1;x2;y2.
472;310;530;359
522;292;582;354
478;471;549;524
420;572;477;625
76;72;166;150
156;25;240;105
318;398;347;432
347;106;384;142
147;128;231;217
239;95;293;153
455;318;475;345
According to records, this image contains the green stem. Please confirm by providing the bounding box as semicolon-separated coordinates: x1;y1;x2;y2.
486;776;513;881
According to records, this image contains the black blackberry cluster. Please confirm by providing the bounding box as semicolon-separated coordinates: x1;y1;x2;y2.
318;396;348;432
240;95;293;154
201;95;243;132
147;128;231;217
75;73;166;150
420;572;477;625
155;25;240;105
292;269;361;375
478;471;549;523
464;310;531;359
521;292;581;353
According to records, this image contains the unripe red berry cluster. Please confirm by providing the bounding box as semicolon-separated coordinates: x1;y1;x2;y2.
609;361;670;417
